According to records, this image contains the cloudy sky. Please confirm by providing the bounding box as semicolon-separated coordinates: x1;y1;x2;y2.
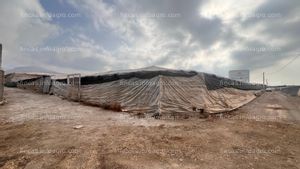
0;0;299;85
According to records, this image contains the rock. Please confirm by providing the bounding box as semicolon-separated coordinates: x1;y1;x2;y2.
73;125;83;129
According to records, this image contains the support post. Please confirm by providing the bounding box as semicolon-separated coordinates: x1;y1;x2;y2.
263;72;265;90
0;44;4;103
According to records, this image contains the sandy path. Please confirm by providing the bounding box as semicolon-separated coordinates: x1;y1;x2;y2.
238;91;300;123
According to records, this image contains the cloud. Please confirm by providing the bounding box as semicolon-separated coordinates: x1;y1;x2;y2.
66;0;232;71
0;0;59;68
229;0;300;80
1;0;299;84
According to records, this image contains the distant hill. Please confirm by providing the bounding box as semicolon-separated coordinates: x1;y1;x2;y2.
5;66;59;74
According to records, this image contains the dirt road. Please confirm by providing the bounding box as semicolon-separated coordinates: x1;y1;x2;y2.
235;91;300;123
0;88;299;169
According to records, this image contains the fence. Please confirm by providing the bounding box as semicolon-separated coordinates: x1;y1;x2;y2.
17;76;51;94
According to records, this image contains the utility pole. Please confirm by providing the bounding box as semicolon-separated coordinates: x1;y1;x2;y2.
263;72;265;90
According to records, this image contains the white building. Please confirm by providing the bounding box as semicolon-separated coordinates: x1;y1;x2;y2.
229;70;250;83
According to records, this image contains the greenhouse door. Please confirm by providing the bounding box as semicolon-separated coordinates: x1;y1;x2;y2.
67;74;81;101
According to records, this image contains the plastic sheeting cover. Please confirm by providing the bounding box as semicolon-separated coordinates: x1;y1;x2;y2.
80;73;256;117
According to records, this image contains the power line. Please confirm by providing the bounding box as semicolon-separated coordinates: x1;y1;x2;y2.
250;53;300;83
267;54;300;75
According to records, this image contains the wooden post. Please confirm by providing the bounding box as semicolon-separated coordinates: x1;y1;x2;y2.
78;74;81;102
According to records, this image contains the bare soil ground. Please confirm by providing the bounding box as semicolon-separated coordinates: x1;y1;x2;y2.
0;88;299;169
